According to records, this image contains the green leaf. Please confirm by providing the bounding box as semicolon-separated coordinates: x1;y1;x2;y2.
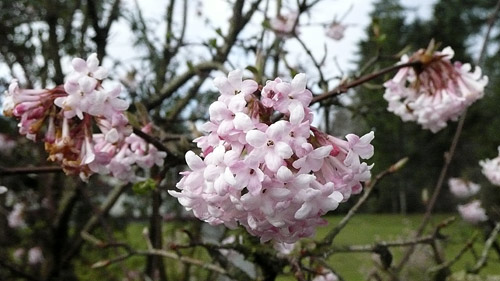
132;178;156;195
261;19;271;29
134;102;151;124
208;38;217;48
215;28;223;37
245;65;260;79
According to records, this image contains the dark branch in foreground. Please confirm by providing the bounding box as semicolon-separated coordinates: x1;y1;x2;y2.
0;165;62;176
311;61;422;104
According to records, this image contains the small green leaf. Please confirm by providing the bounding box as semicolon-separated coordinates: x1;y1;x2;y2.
215;28;223;37
208;38;217;48
186;60;194;71
132;178;157;195
245;65;260;78
261;19;271;29
134;102;150;124
126;112;140;128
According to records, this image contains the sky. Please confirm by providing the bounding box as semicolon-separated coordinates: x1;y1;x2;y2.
106;0;435;82
0;0;435;112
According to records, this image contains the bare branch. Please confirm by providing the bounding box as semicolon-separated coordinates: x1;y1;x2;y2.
63;183;128;262
468;222;500;274
311;61;421;105
0;165;62;176
319;157;409;246
428;233;479;274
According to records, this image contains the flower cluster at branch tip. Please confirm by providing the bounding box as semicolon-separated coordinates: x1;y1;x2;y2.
448;177;487;224
383;46;488;133
0;133;16;153
28;247;44;265
325;22;347;41
270;11;299;36
479;146;500;186
170;70;374;243
8;202;26;228
457;200;488;224
3;53;166;182
448;178;480;198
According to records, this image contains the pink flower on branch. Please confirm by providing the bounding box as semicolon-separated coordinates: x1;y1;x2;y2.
8;202;26;228
3;53;165;182
171;70;374;243
28;247;44;265
383;45;488;133
457;200;488;224
325;22;347;41
479;146;500;186
448;178;480;198
269;11;299;36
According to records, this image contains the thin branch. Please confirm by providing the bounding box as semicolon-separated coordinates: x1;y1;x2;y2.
0;258;41;281
396;112;467;271
82;231;228;275
145;61;225;110
324;217;455;257
329;236;436;254
311;61;421;105
428;233;479;274
0;165;62;176
294;33;327;88
468;222;500;274
63;183;128;262
319;157;409;247
44;0;64;84
146;0;262;112
132;127;174;156
166;75;208;122
138;249;227;275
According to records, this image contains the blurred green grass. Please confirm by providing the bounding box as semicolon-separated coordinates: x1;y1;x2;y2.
75;214;500;280
280;214;500;280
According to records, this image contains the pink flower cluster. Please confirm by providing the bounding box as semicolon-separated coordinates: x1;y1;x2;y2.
325;22;347;41
448;178;480;198
12;247;44;265
383;46;488;133
170;70;374;243
270;11;299;36
479;146;500;186
8;202;26;228
448;177;487;224
457;200;488;224
3;54;166;181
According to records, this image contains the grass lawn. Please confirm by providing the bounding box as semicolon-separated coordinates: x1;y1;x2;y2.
279;213;500;280
77;214;500;280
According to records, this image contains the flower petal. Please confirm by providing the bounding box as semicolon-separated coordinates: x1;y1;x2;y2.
246;130;267;147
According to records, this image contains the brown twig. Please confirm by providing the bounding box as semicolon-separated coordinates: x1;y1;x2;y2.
319;157;409;247
311;61;421;104
325;217;455;257
82;230;228;275
62;183;128;263
428;233;479;274
468;222;500;274
0;165;62;176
